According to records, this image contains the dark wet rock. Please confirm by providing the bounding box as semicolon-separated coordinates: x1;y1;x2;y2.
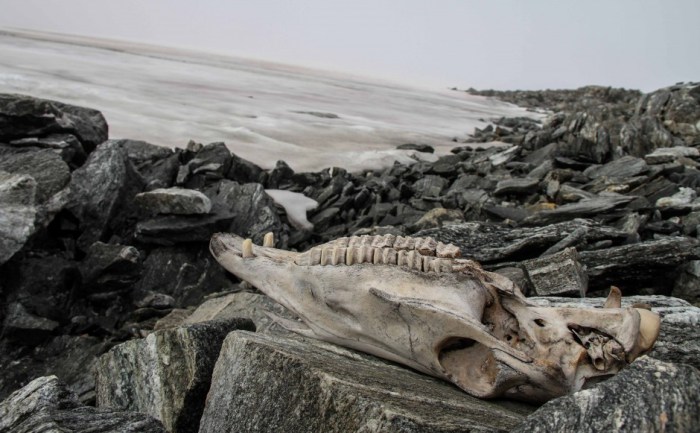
8;133;87;168
135;213;234;245
522;247;588;296
0;148;71;203
620;116;677;157
0;93;108;152
645;146;700;164
412;174;447;198
79;242;142;293
199;331;529;433
672;260;700;305
67;140;145;250
135;187;212;215
96;318;255;433
226;151;264;184
0;172;37;264
512;357;700;433
266;159;295;189
135;244;237;307
483;205;530;222
583;155;648;179
121;139;180;190
2;302;59;344
396;143;435;153
309;206;340;232
179;142;232;188
635;83;700;145
430;153;462;176
523;195;635;226
494;177;540;195
0;375;166;433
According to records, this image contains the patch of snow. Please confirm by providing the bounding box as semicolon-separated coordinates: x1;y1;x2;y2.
265;189;318;231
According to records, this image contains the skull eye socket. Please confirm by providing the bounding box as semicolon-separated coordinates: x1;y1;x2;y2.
534;319;546;327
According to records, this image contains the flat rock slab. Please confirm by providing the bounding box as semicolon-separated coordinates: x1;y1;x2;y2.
96;318;255;433
522;247;588;296
0;375;166;433
512;357;700;433
199;331;529;433
494;177;540;195
135;187;212;215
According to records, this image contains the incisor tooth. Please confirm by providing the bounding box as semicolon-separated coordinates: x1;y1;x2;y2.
263;232;275;248
242;239;254;258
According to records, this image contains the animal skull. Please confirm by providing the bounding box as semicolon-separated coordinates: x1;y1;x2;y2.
210;232;660;402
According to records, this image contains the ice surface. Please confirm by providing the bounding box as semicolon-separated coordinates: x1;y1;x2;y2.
0;30;540;172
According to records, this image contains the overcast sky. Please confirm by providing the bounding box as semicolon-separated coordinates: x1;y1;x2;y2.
1;0;697;91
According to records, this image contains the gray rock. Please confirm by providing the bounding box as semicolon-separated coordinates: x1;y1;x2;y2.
0;375;166;433
135;187;212;215
0;171;36;264
511;357;700;433
411;207;464;231
523;195;635;226
198;331;529;433
673;260;700;304
522;247;588;296
96;318;255;433
494;177;540;195
178;142;232;188
620;116;677;157
645;146;700;164
0;93;108;151
583;155;648;179
79;242;142;293
413;174;447;198
226;151;263;184
656;187;697;209
121;139;180;190
9;133;87;168
67;140;145;250
0;148;71;203
2;302;59;344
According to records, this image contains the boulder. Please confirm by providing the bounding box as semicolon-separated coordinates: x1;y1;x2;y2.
198;331;529;433
121;139;180;190
2;302;59;344
511;357;700;433
96;318;255;433
8;133;87;168
135;187;212;215
673;260;700;304
79;242;142;293
0;93;108;151
177;142;232;188
226;151;263;184
0;148;71;202
67;140;145;250
0;376;166;433
0;171;36;264
522;247;588;296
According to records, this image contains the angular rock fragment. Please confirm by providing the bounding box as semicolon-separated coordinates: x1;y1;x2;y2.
583;155;648;179
199;331;528;433
0;376;166;433
511;357;700;433
0;148;71;202
522;195;635;226
9;133;87;168
0;171;36;264
121;139;180;190
80;241;142;292
645;146;700;164
2;302;59;344
135;187;212;215
522;248;588;296
494;177;540;195
96;318;255;433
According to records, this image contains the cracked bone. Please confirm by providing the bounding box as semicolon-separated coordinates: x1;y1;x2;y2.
210;232;661;402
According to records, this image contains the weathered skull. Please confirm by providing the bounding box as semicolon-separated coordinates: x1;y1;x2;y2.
210;232;660;402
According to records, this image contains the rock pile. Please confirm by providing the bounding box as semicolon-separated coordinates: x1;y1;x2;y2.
1;84;700;432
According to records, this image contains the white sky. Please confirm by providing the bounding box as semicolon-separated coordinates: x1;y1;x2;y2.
0;0;697;91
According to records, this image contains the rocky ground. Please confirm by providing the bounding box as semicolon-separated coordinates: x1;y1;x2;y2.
1;83;699;432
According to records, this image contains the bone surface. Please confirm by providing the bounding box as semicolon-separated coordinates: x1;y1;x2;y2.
210;232;661;402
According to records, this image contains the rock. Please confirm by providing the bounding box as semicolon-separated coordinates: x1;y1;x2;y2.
645;146;700;164
489;145;520;166
135;245;237;307
0;171;36;264
412;175;447;198
67;140;145;250
410;207;464;231
430;153;462;176
309;207;340;232
226;151;263;183
494;177;540;195
135;187;212;215
184;291;296;334
198;331;529;433
96;318;255;433
0;93;108;151
79;242;142;293
583;155;648;179
511;357;700;433
134;213;234;245
396;143;435;153
522;247;588;296
121;139;180;190
9;133;87;168
673;260;700;304
0;148;71;203
0;376;166;433
493;266;531;294
523;195;635;226
482;205;530;222
2;302;59;344
655;186;697;209
620;116;677;157
179;142;232;188
266;160;295;189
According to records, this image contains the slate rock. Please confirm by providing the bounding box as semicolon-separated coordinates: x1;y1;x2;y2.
0;93;108;151
0;148;71;202
583;155;648;179
412;175;447;198
396;143;435;153
135;187;212;215
523;195;635;226
620;116;677;157
2;302;59;345
134;213;234;245
179;142;232;188
96;318;255;433
79;241;142;293
0;375;166;433
494;177;540;195
645;146;700;164
198;331;528;433
672;260;700;305
511;357;700;433
522;247;588;296
9;133;87;168
430;153;462;176
0;171;36;264
67;140;145;250
121;139;180;190
226;151;263;183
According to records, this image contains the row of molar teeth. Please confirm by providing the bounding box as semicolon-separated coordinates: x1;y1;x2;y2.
294;245;454;272
329;235;461;258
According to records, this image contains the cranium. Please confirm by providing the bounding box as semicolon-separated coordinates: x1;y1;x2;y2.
210;232;660;402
